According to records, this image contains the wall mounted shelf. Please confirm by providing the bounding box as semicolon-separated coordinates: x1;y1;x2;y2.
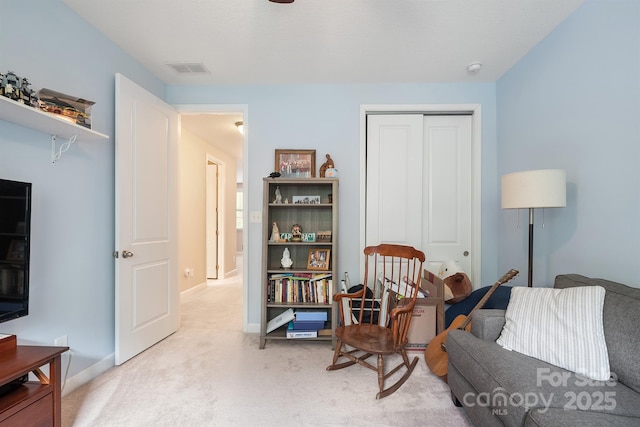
0;96;109;164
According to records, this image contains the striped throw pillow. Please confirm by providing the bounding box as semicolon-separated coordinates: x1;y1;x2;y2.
496;286;610;381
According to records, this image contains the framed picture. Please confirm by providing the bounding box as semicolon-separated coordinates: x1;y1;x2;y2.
307;249;330;271
316;231;332;243
292;195;321;204
275;149;316;178
6;240;25;261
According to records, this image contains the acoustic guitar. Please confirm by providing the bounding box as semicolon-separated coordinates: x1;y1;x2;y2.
424;269;519;379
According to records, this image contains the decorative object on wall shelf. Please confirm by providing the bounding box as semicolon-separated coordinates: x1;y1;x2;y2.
0;71;38;108
281;247;293;269
273;185;283;204
308;249;330;271
301;232;316;242
319;153;335;177
317;231;332;243
270;222;280;242
279;233;292;242
291;224;303;242
292;195;320;204
325;168;338;178
275;149;316;178
38;88;94;129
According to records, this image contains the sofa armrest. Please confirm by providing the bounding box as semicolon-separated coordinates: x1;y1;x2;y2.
470;309;506;341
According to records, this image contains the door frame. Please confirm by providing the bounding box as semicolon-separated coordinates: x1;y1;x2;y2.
359;104;482;282
206;154;224;280
174;103;249;332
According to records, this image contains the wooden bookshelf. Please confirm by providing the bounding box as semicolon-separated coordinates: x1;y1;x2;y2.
260;178;338;349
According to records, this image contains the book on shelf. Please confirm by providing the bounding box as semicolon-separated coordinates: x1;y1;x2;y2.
291;320;325;330
286;322;318;339
295;311;328;322
267;274;333;304
310;273;332;281
266;308;295;333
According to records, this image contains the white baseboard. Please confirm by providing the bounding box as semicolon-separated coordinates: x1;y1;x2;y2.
247;322;260;334
180;282;207;299
62;352;115;397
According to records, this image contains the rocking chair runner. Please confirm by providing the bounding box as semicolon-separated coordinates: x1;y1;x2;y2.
326;244;426;399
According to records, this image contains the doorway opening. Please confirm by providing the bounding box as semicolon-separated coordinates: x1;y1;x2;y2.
178;105;248;332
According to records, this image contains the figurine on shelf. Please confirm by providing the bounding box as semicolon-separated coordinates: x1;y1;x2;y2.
281;247;293;269
2;71;21;101
291;224;303;242
273;186;283;204
319;154;335;178
270;222;280;242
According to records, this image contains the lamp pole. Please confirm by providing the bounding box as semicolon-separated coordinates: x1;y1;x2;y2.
528;208;534;288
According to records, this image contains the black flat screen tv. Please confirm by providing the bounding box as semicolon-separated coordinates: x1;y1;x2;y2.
0;179;31;323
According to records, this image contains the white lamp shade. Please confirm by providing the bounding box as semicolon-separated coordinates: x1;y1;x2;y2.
501;169;566;209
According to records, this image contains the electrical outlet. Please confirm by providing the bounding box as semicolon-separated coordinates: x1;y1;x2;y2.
55;335;68;347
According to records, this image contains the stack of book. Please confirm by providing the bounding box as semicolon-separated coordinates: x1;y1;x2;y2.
286;311;328;339
267;273;332;304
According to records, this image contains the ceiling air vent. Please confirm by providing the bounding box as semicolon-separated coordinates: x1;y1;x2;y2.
166;62;210;74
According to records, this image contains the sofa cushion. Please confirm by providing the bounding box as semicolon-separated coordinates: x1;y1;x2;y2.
525;408;640;427
555;274;640;394
496;286;609;381
447;329;640;424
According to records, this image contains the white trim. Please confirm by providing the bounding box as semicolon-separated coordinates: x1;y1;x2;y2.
62;353;115;397
359;104;482;283
174;103;250;334
206;153;225;280
181;281;207;298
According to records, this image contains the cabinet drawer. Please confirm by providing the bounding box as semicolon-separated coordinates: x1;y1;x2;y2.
0;392;53;427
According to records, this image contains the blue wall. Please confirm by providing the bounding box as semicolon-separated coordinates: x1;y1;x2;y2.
0;0;164;376
166;84;498;327
497;0;640;286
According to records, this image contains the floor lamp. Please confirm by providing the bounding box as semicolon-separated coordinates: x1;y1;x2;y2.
501;169;566;287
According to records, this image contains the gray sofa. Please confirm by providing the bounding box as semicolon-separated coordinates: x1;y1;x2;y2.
447;274;640;426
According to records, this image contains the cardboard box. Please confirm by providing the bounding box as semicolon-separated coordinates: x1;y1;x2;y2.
404;272;445;351
405;301;437;351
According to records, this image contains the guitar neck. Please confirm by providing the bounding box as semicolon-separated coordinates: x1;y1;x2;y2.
457;269;518;330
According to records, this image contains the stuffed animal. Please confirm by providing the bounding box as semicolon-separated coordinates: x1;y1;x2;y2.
438;260;473;304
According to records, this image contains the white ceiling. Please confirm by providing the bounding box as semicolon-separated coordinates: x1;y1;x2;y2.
64;0;585;85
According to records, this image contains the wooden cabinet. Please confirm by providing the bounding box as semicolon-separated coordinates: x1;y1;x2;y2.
0;345;68;427
260;178;338;348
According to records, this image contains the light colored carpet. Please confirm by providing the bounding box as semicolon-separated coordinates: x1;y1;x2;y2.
62;264;472;427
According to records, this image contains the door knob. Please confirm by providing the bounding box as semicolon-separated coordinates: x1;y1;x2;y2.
122;250;134;258
463;251;469;257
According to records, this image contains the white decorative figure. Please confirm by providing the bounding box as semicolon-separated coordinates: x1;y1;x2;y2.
270;222;280;242
274;186;283;204
281;247;293;269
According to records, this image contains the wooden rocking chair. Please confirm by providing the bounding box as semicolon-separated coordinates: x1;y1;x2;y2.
326;244;425;399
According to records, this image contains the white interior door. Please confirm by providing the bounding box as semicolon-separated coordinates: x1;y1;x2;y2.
206;159;218;279
422;115;472;274
115;73;179;365
366;114;424;248
366;113;473;277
